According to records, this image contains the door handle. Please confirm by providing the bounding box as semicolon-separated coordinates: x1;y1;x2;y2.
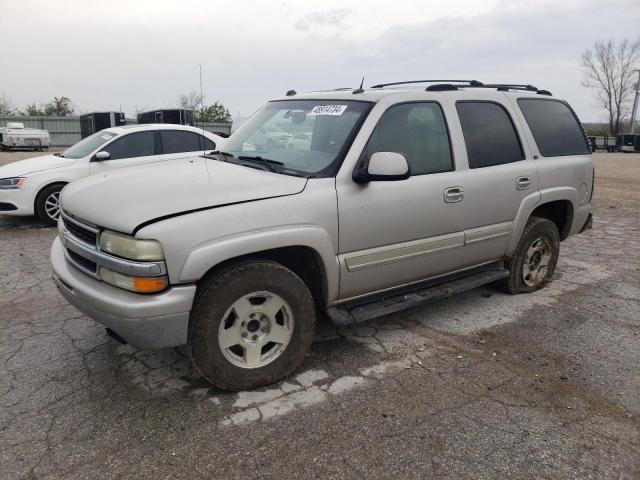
516;176;532;190
444;186;464;203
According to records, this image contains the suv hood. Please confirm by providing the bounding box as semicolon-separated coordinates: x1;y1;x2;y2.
61;156;307;234
0;154;76;177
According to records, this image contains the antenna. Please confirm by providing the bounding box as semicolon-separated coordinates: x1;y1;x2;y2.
199;64;206;155
353;76;365;94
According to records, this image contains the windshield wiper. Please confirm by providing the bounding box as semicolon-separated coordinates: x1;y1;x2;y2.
205;150;236;161
237;155;284;172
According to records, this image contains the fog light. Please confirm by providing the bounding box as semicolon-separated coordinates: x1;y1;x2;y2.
99;267;168;293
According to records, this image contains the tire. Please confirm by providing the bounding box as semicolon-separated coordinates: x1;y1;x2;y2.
496;217;560;294
187;260;316;391
35;183;65;225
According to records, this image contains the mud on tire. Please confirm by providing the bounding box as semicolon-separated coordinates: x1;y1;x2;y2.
187;260;316;391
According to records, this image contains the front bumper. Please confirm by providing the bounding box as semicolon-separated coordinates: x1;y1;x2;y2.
0;186;36;216
51;237;196;349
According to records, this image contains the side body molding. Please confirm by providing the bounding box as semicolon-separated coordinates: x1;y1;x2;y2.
178;225;340;304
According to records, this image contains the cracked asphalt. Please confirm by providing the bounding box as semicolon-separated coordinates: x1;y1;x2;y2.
1;152;639;479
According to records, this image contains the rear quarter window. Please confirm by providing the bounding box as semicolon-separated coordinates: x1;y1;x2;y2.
517;99;590;156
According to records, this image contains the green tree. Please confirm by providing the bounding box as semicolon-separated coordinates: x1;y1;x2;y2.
0;92;17;115
43;96;74;116
24;103;46;116
197;101;232;123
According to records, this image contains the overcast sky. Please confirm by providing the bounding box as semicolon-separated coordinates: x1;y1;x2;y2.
0;0;638;122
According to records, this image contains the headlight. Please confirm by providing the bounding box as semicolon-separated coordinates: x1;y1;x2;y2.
0;177;26;189
99;230;164;261
100;267;168;293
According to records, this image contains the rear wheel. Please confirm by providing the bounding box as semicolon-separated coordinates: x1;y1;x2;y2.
35;183;65;225
497;217;560;294
188;260;316;391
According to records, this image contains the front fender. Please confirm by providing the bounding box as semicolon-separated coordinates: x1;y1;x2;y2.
178;225;340;303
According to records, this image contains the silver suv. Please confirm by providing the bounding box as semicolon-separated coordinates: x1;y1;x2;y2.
51;80;594;390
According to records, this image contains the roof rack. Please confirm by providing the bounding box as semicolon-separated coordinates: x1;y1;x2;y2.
370;79;552;96
371;79;484;88
476;84;552;96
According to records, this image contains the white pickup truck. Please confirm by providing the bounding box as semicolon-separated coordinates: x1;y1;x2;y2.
0;122;50;151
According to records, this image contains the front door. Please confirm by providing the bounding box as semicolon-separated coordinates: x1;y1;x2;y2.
336;101;468;300
90;130;160;174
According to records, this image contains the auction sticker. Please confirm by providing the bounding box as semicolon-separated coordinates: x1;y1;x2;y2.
309;105;347;116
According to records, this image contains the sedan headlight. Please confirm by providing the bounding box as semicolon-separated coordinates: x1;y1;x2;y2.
0;177;26;189
99;230;164;261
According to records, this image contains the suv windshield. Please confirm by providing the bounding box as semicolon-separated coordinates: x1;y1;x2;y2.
60;131;118;159
222;100;371;176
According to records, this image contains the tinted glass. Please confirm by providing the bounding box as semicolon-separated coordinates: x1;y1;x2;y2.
105;131;155;160
161;130;202;154
200;135;216;151
456;102;523;168
518;99;589;156
364;102;453;175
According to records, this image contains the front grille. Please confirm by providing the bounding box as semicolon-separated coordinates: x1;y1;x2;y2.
0;202;17;211
63;217;97;245
67;249;97;273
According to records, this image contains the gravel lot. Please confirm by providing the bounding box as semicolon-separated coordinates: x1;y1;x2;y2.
1;152;639;479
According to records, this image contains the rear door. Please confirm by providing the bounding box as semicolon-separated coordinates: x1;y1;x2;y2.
158;130;216;161
455;98;540;264
89;130;160;174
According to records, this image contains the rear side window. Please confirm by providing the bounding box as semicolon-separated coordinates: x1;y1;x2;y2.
160;130;201;154
518;99;590;156
199;135;216;151
364;102;453;175
456;101;524;169
105;131;155;160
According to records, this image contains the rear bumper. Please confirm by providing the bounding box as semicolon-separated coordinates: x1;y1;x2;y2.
579;212;593;233
51;236;196;349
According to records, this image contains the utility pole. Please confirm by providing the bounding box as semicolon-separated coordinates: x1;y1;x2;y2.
631;69;640;134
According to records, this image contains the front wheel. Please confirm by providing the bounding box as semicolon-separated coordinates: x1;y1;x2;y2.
35;183;65;226
497;217;560;294
187;260;316;391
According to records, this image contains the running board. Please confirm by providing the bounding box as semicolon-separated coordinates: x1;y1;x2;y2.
328;262;509;325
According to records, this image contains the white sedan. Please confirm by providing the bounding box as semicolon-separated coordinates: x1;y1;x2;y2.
0;124;224;224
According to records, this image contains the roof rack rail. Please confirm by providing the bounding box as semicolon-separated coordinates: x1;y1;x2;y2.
478;84;552;96
371;79;484;88
426;84;460;91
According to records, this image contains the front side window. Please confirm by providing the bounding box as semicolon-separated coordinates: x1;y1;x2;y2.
104;131;155;160
456;101;524;168
517;99;589;156
160;130;202;154
61;131;118;159
222;100;371;176
363;102;453;175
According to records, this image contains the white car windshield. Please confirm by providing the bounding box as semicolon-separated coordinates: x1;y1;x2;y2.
60;131;118;159
221;100;371;176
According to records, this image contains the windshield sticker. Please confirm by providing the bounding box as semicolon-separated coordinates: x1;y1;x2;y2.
309;105;347;116
101;133;114;140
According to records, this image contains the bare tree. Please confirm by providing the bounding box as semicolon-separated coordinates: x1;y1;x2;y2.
177;91;204;111
581;38;640;136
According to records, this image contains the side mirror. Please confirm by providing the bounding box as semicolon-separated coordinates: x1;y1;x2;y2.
353;152;411;183
94;151;110;161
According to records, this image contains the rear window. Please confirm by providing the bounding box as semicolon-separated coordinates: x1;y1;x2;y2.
456;101;524;169
517;99;590;156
